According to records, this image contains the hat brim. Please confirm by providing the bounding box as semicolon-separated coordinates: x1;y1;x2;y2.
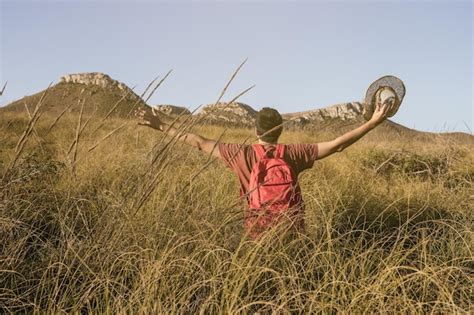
363;75;406;120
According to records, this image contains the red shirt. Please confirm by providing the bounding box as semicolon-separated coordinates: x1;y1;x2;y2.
219;143;319;237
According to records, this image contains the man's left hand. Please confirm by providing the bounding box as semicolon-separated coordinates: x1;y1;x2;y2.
135;106;163;131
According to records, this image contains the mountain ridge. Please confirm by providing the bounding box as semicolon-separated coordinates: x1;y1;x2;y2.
1;72;472;143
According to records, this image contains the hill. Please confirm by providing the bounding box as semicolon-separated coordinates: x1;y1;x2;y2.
0;72;145;118
1;72;472;146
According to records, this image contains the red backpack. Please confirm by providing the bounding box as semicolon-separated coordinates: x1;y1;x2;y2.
245;144;303;236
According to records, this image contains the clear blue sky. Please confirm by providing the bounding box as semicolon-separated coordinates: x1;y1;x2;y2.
1;0;472;132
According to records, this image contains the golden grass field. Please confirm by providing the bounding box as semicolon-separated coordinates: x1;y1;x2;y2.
0;106;473;313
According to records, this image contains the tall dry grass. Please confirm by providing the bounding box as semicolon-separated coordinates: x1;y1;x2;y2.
0;100;473;313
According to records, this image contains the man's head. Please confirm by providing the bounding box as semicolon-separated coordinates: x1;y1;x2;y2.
255;107;283;143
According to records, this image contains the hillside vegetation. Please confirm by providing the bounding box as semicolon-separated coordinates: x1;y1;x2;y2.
0;101;472;313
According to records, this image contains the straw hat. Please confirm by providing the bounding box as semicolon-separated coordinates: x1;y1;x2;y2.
363;75;406;121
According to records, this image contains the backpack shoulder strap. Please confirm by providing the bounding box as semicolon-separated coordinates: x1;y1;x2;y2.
252;144;266;160
275;144;285;159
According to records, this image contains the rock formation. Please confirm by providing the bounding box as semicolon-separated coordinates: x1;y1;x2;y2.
197;102;257;126
282;102;364;124
60;72;136;97
192;101;371;128
195;101;366;127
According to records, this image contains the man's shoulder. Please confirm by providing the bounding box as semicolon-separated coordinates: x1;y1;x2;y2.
283;143;319;163
218;143;253;168
218;143;252;158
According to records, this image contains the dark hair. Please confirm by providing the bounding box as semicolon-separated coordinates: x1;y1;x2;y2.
255;107;283;143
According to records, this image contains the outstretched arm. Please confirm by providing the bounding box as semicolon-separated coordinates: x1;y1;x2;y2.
316;101;392;160
135;106;221;158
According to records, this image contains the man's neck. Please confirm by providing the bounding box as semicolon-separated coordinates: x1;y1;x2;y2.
257;140;277;145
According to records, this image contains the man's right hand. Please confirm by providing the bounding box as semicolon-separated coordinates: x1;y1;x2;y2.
369;87;397;126
369;101;391;126
135;106;164;131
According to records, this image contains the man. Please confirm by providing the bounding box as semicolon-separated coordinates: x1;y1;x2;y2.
135;93;395;238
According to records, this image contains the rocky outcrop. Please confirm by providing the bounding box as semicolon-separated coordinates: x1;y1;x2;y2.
282;102;364;124
198;102;257;126
195;101;367;127
60;72;136;97
154;104;191;116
